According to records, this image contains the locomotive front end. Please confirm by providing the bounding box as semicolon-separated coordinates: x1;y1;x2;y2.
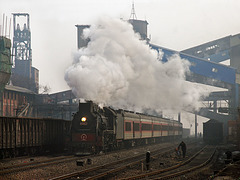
71;101;102;155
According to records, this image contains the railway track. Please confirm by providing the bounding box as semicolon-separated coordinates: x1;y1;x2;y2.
0;155;77;175
0;142;177;178
120;145;216;179
49;142;202;180
49;148;173;180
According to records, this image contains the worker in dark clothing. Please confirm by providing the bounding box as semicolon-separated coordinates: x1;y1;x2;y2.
178;141;187;158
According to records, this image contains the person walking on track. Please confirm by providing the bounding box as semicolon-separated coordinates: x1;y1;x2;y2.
178;141;187;158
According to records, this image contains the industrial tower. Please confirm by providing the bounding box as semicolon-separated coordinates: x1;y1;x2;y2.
11;13;39;93
128;2;149;42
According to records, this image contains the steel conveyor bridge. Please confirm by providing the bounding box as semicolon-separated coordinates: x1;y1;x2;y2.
150;33;240;123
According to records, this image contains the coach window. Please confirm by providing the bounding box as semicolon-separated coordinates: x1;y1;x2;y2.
125;122;131;131
162;125;167;131
133;123;139;131
154;125;161;131
142;124;151;131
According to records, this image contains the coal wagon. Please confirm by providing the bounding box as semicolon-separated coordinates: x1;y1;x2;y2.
0;116;71;159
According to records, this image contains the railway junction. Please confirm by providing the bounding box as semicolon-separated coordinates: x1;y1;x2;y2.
0;139;239;179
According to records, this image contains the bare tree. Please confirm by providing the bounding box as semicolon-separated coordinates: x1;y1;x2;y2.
39;84;51;94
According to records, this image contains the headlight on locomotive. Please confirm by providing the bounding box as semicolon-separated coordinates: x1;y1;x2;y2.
81;117;87;122
80;116;88;125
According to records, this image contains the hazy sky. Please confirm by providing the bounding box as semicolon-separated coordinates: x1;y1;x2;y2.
1;0;239;93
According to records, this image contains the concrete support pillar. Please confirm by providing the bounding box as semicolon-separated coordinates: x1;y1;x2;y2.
213;100;217;113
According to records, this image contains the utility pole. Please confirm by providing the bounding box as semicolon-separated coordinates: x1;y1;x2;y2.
195;113;198;138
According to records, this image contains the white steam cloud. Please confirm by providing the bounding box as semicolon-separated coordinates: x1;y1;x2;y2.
65;16;207;113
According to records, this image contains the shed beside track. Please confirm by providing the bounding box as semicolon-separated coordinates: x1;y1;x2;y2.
203;119;223;144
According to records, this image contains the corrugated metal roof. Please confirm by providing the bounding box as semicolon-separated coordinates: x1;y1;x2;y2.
5;85;36;94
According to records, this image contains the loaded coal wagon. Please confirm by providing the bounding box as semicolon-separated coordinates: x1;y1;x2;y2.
0;116;71;159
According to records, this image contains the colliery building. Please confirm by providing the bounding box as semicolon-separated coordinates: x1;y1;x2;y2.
2;85;35;117
0;13;77;119
1;82;77;119
11;13;39;94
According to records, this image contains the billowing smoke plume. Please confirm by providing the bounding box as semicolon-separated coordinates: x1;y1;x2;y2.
65;16;207;113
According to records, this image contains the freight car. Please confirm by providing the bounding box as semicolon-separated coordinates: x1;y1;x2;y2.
203;119;223;144
0;116;71;159
70;101;182;154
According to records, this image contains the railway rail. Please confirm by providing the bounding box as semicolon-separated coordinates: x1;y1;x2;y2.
120;145;216;179
49;147;174;180
0;155;77;175
49;141;201;180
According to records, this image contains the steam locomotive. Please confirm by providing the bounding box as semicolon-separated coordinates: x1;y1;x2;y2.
70;101;182;154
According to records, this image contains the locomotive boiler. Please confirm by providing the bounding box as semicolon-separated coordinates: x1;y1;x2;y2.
70;101;182;154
